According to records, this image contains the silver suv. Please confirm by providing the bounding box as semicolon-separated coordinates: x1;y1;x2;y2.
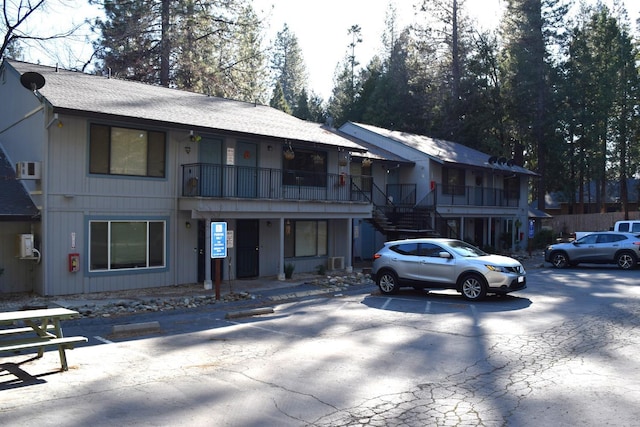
544;231;640;269
372;238;526;301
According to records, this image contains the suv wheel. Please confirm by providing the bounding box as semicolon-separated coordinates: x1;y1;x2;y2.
377;271;399;295
616;252;637;270
550;252;569;268
460;274;487;301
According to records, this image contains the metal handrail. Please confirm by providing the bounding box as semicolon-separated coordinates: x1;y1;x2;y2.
181;163;371;202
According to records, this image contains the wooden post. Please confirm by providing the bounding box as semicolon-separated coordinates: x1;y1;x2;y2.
215;258;221;300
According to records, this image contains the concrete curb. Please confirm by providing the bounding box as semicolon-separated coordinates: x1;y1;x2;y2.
225;307;275;319
266;286;346;301
112;321;161;335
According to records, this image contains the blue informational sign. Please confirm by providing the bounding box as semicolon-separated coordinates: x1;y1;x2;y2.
211;222;227;258
528;220;535;238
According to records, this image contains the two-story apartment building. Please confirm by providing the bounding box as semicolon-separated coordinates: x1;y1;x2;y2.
339;122;538;260
0;59;372;296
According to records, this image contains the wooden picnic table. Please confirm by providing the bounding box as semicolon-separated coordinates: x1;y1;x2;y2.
0;307;87;371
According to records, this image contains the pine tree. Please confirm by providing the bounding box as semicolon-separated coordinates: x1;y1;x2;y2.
327;25;363;127
499;0;568;211
565;4;640;214
269;82;291;114
92;0;160;84
226;5;270;103
92;0;267;96
269;24;308;111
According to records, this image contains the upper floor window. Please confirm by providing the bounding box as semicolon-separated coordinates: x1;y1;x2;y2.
90;124;166;177
504;176;520;199
283;149;326;187
442;167;465;195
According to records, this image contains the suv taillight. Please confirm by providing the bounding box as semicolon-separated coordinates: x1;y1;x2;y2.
373;253;382;259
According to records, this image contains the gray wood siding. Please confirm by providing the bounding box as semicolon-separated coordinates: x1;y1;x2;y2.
40;117;181;295
46;117;175;200
0;222;42;294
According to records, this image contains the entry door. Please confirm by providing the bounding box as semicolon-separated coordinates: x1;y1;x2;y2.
386;168;400;204
236;219;259;278
236;141;257;198
200;138;222;197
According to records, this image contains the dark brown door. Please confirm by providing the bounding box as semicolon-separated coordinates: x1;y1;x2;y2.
236;219;259;278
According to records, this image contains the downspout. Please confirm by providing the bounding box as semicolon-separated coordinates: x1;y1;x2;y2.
173;131;179;287
42;109;50;295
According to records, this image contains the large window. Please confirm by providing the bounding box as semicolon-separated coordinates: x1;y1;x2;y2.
283;149;327;187
284;220;327;257
89;220;166;271
90;124;166;177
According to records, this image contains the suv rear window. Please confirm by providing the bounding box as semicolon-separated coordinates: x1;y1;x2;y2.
390;243;419;256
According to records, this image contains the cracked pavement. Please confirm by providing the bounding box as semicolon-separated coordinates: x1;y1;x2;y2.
2;266;640;426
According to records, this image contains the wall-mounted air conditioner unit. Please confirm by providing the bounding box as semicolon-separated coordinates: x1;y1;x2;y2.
16;161;41;179
17;234;34;258
328;256;344;270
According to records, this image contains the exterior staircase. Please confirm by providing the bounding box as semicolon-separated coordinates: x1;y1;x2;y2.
366;183;442;240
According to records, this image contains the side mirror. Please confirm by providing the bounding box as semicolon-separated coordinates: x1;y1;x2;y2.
439;251;452;259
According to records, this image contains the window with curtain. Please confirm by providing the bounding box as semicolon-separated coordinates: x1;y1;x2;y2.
90;124;166;177
89;220;166;271
284;220;328;257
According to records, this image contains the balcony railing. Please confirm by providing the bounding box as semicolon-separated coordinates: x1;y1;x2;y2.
438;184;520;207
182;163;372;202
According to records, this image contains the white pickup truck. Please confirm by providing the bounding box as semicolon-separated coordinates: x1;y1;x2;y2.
613;220;640;233
574;220;640;240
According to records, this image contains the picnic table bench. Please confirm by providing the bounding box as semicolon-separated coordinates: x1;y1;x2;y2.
0;307;87;371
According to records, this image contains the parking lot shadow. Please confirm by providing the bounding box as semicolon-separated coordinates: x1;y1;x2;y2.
362;289;532;315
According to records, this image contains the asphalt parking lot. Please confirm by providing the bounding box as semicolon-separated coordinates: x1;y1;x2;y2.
2;262;639;426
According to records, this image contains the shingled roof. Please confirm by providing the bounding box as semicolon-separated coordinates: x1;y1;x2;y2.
0;150;40;221
6;59;365;151
343;122;538;176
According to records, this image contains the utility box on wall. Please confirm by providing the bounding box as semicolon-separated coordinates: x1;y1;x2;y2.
17;234;34;258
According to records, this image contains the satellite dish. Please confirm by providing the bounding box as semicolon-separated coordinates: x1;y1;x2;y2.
488;156;498;164
20;72;46;91
498;157;507;165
